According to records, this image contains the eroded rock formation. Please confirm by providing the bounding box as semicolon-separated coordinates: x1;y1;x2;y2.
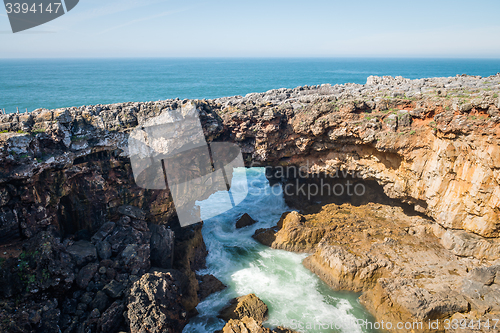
218;294;297;333
0;74;499;332
254;204;500;332
0;206;205;333
1;74;498;243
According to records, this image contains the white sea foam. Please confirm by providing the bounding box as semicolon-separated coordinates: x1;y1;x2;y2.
183;168;373;333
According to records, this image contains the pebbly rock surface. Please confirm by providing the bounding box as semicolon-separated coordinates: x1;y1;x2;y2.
255;202;500;332
218;293;269;323
221;316;297;333
126;271;187;333
217;294;297;333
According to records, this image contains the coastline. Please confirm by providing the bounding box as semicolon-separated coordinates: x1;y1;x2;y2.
0;73;500;332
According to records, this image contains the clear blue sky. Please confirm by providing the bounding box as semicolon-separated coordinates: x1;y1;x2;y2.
1;0;499;58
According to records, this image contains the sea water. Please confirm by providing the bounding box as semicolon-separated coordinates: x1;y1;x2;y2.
1;58;500;114
183;167;378;333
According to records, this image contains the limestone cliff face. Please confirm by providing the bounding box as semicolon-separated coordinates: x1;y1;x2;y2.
217;77;500;240
0;74;499;251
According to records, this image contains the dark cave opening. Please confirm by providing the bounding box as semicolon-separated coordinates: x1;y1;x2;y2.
265;166;426;216
58;195;80;238
57;194;106;240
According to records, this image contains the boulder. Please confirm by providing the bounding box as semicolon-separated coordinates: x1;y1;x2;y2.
384;113;398;131
236;213;257;229
222;316;271;333
150;224;174;268
106;223;151;255
397;110;411;128
252;228;277;246
103;280;125;299
117;205;146;220
461;278;500;313
76;262;99;289
253;211;324;252
198;274;227;301
221;316;298;333
7;133;32;154
149;268;191;303
120;244;150;275
126;272;187;333
252;212;289;246
67;240;97;267
91;222;116;244
467;266;498;286
90;290;109;313
218;293;268;323
97;300;125;333
96;240;112;260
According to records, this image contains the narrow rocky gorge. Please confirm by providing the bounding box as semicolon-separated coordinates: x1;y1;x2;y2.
0;73;499;332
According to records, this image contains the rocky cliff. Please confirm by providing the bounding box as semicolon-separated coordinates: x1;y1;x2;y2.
1;74;499;243
254;203;500;332
0;73;499;332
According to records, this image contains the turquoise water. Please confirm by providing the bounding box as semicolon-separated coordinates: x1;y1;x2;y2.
183;168;378;333
1;58;500;114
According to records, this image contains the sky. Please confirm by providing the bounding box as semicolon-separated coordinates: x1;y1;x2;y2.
0;0;500;58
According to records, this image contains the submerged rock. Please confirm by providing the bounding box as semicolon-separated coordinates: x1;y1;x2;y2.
198;274;227;301
235;213;257;229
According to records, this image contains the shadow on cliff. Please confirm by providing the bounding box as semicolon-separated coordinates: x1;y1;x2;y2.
265;166;428;218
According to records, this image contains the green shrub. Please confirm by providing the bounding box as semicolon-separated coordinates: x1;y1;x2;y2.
31;128;46;135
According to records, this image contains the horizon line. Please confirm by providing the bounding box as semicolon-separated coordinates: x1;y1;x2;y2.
1;56;500;60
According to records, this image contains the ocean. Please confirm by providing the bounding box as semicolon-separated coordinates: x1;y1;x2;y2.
1;58;499;114
184;168;378;333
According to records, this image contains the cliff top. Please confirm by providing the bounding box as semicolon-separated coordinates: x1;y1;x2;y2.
0;74;499;182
